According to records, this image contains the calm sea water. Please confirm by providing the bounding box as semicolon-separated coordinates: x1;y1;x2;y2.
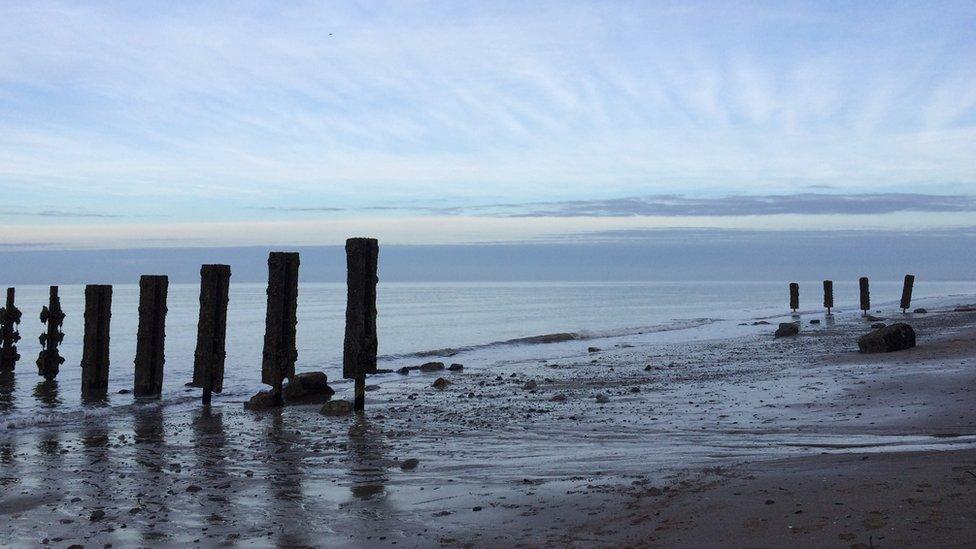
1;280;973;422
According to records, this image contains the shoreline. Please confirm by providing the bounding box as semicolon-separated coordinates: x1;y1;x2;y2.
1;298;975;547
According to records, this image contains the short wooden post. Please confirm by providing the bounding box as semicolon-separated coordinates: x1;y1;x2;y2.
900;274;915;313
192;265;231;405
789;282;799;312
343;238;378;412
262;252;299;404
81;285;112;399
36;286;65;380
858;277;870;316
134;275;168;397
0;288;21;371
822;280;833;315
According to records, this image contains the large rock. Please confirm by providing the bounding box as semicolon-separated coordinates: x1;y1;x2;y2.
283;371;335;405
245;390;280;411
858;323;916;353
774;322;799;338
419;362;445;372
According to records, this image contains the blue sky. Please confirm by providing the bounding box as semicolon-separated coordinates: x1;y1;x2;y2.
1;1;975;249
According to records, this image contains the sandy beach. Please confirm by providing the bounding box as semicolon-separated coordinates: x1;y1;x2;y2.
2;301;975;548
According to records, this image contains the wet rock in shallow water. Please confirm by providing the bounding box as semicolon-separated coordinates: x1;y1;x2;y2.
858;322;916;353
117;389;131;394
448;363;464;371
245;390;280;411
400;458;419;471
432;377;451;390
774;323;799;338
89;510;105;522
595;393;610;403
551;394;567;402
186;484;201;493
809;319;820;325
522;379;537;390
587;347;600;353
752;320;770;325
913;308;928;314
955;306;976;312
396;366;411;375
871;322;886;329
282;371;335;405
419;362;445;372
644;364;653;371
320;399;353;416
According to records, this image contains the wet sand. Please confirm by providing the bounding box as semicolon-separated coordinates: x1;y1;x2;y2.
1;305;975;547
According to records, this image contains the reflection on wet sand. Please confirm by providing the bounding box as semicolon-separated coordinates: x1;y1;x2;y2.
33;379;61;408
190;406;233;544
0;370;15;412
266;412;313;547
346;415;391;503
131;404;169;545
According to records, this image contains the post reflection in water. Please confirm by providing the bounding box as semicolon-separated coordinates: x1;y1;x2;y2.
346;415;390;503
33;379;61;408
131;404;169;545
265;413;312;547
0;370;15;413
191;405;232;543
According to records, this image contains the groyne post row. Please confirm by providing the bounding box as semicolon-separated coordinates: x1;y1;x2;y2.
192;264;231;405
343;238;379;412
0;288;22;371
37;286;65;380
789;275;916;315
261;252;300;405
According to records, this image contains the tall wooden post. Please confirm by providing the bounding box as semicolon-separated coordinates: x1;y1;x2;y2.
822;280;833;315
900;274;915;313
0;288;21;371
262;252;299;404
134;275;168;397
81;285;112;399
192;265;231;405
36;286;65;380
343;238;378;412
789;282;799;312
858;277;870;316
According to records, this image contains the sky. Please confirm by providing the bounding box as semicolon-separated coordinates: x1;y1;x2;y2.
1;1;975;252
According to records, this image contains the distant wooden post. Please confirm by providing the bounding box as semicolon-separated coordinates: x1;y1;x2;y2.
822;280;833;315
192;265;231;404
36;286;65;380
81;285;112;399
343;238;378;412
262;252;299;404
134;275;168;397
900;274;915;313
858;277;870;316
789;282;799;312
0;288;21;371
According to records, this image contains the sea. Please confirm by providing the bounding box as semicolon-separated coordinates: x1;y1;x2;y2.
1;279;973;425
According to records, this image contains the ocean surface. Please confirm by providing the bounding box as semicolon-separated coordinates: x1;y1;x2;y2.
1;279;973;424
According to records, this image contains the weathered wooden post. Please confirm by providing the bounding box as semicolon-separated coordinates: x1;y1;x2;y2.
900;274;915;313
262;252;299;405
36;286;65;380
0;288;21;371
343;238;378;412
789;282;799;312
822;280;833;315
858;277;870;316
192;265;231;405
134;275;168;397
81;285;112;399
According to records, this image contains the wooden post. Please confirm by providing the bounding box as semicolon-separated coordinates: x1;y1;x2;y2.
81;285;112;399
859;277;870;316
36;286;65;380
192;264;231;405
789;282;799;312
134;275;168;397
343;238;378;412
0;288;21;371
900;274;915;313
822;280;833;315
262;252;299;404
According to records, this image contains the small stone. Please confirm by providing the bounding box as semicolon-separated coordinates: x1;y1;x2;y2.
320;400;353;416
90;509;106;522
396;366;410;375
432;378;451;390
472;506;482;512
595;393;610;403
448;363;464;371
587;347;600;353
551;394;567;402
365;384;380;391
282;371;335;405
774;323;799;338
871;322;886;329
186;485;201;493
419;362;445;372
117;389;131;394
522;380;537;390
809;319;820;325
913;308;928;314
400;458;420;471
128;507;141;515
644;364;653;371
